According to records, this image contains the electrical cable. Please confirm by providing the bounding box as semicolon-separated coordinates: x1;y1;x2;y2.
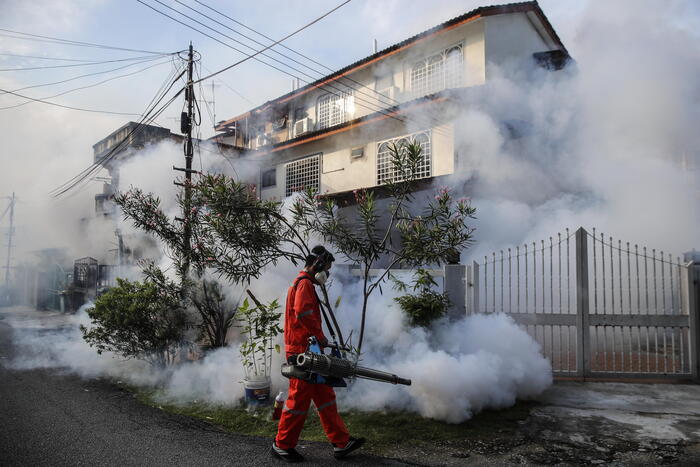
196;63;239;178
0;28;175;55
141;0;449;139
0;58;172;112
50;90;183;198
0;57;170;105
200;65;255;105
187;0;402;112
190;0;352;84
149;0;397;116
192;0;451;139
0;53;174;72
50;64;187;197
0;87;142;116
0;52;97;62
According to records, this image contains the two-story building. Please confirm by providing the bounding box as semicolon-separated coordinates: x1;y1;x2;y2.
212;1;569;202
92;122;180;216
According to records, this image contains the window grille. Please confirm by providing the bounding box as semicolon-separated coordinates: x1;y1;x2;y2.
285;154;320;197
318;91;353;130
410;44;464;96
377;131;431;185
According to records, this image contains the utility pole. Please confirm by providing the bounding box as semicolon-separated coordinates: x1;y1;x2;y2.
176;43;196;281
4;192;15;290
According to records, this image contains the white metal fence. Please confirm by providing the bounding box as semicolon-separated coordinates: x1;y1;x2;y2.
460;227;700;380
345;227;700;381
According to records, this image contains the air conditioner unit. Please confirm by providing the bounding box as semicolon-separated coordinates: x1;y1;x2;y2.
378;86;400;105
294;118;313;137
255;134;269;148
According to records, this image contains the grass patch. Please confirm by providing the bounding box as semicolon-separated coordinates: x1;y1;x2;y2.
131;386;537;457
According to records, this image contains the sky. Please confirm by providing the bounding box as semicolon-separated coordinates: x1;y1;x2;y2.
0;0;699;261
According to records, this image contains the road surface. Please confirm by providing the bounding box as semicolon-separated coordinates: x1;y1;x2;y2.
0;307;404;466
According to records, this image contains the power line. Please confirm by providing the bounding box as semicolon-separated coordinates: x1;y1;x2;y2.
0;53;174;71
0;55;165;97
50;91;183;198
137;1;418;131
208;73;255;106
145;0;449;139
194;0;407;112
190;0;352;84
0;52;96;62
0;87;142;116
0;57;173;111
50;63;187;197
192;0;450;139
0;28;175;55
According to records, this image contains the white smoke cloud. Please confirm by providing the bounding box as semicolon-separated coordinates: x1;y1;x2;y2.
450;0;700;260
5;0;699;427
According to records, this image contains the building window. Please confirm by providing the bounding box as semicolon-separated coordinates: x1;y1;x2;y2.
377;131;431;185
410;44;463;96
318;91;354;130
261;168;276;188
285;154;320;197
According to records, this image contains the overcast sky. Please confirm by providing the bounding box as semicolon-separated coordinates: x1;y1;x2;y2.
1;0;699;258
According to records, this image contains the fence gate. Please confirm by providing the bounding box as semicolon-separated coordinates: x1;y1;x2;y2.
463;227;699;381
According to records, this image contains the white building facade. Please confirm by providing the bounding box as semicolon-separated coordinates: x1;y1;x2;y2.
213;1;569;201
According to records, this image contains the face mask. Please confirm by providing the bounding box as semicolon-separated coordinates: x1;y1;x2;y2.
314;270;329;285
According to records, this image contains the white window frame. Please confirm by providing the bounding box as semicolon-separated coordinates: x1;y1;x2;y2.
285;153;321;197
408;42;464;97
317;90;354;130
376;130;431;185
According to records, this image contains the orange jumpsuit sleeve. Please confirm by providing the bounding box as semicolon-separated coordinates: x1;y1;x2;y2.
293;279;326;343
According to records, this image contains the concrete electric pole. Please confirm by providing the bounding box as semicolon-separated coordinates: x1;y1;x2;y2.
4;192;16;290
174;43;196;282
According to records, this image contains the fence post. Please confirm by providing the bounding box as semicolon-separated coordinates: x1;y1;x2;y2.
472;260;480;314
444;264;466;319
466;264;473;315
683;252;700;381
575;227;590;377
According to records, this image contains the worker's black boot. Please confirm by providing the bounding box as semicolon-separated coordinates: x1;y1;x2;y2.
271;442;304;463
333;437;366;459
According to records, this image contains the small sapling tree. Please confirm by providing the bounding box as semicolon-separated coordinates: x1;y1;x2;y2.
237;292;282;380
291;140;476;355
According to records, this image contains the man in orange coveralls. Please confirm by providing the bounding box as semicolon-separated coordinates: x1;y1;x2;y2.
272;245;365;463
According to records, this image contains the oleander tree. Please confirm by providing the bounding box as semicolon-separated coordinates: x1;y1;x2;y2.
113;177;285;349
290;140;476;355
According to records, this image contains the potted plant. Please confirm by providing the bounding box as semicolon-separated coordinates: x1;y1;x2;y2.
237;291;282;405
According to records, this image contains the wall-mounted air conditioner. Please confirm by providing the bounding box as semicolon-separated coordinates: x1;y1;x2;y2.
255;134;270;148
377;86;400;105
294;118;313;137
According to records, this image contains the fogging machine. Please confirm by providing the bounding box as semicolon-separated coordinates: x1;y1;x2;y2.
281;337;411;386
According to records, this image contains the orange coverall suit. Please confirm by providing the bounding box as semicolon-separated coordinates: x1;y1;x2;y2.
275;271;350;450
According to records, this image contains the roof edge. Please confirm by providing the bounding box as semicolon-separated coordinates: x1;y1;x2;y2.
216;1;563;131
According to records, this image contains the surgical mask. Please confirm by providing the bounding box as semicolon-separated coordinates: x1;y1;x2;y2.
314;270;329;285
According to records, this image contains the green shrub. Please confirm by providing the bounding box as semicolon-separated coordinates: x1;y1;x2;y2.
392;268;451;328
80;275;189;367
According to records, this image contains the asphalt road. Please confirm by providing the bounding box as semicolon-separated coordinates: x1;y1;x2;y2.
0;310;404;466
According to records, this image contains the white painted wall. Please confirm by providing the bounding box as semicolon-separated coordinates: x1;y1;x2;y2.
258;121;454;201
484;12;552;77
